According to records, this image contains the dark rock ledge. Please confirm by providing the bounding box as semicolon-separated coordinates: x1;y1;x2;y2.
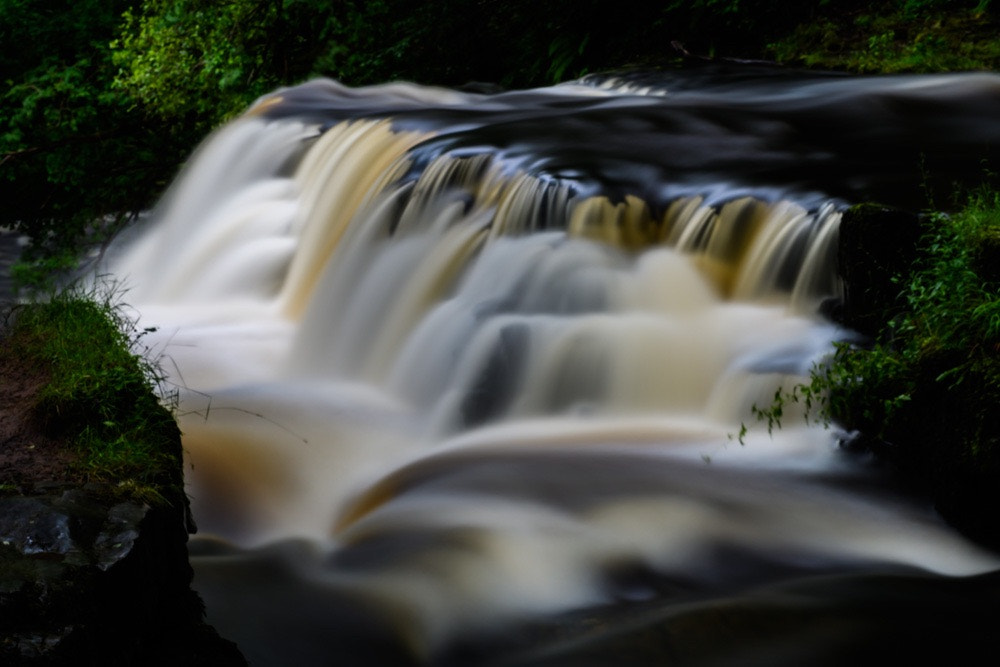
0;483;246;666
1;480;245;665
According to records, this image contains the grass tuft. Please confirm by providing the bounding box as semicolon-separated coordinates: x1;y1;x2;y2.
4;279;182;500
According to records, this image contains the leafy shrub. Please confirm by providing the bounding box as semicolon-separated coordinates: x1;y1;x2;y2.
0;0;197;280
751;189;1000;541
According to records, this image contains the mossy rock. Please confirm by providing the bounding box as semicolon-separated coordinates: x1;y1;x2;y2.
1;292;246;664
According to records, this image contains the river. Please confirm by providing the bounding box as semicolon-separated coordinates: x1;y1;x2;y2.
103;65;1000;665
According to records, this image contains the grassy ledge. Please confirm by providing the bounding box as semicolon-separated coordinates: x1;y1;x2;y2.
1;282;182;504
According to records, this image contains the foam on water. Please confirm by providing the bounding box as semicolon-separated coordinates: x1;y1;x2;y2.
105;70;1000;663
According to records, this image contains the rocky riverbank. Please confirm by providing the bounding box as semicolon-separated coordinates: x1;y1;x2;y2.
0;296;245;665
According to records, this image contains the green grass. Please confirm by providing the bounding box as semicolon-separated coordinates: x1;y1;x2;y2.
4;281;182;500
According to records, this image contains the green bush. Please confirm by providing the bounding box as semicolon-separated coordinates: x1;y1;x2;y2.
751;189;1000;541
825;190;1000;442
0;0;198;281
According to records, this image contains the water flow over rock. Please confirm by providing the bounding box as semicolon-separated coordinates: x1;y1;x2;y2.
105;69;1000;665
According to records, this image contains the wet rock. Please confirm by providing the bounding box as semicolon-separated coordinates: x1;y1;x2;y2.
837;203;923;338
0;486;245;665
0;497;75;556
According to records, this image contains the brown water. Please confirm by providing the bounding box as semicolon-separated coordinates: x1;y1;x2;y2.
104;66;1000;665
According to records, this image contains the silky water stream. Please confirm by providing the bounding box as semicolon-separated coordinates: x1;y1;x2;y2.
105;67;1000;665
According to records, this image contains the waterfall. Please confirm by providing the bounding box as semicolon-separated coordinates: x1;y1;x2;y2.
105;70;1000;665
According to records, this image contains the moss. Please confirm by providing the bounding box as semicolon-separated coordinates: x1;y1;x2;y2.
769;5;1000;73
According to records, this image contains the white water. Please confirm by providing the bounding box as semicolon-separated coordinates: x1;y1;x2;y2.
105;76;1000;664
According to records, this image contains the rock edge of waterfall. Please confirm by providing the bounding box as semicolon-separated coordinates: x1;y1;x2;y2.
0;489;245;665
0;308;246;665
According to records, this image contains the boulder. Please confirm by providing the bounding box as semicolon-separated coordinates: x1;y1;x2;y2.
0;481;245;665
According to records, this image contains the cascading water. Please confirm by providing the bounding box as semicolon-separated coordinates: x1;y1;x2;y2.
106;67;1000;665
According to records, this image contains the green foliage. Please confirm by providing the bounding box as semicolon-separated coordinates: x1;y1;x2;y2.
112;0;285;127
110;0;840;98
9;248;83;296
5;282;182;495
753;189;1000;477
546;34;592;85
769;2;1000;72
0;0;196;281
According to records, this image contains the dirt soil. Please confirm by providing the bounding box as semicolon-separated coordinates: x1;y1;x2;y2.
0;320;83;492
